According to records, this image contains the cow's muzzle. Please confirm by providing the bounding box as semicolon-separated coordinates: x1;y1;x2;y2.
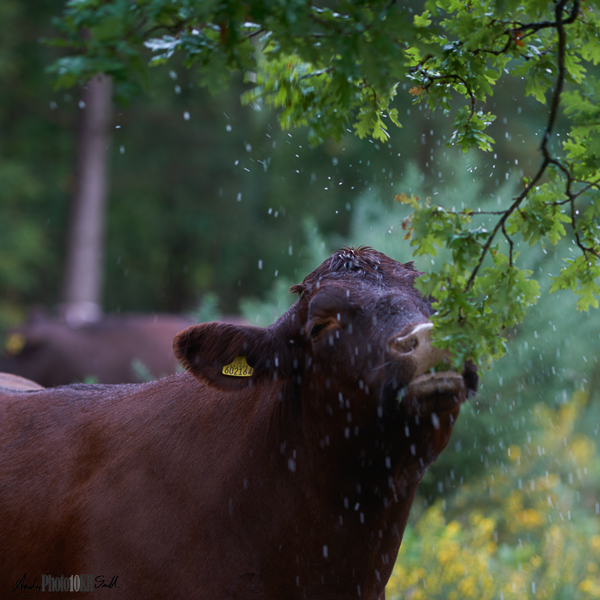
389;322;449;378
389;322;477;416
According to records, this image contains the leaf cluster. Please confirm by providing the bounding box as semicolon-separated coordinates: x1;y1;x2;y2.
399;194;540;366
48;0;600;366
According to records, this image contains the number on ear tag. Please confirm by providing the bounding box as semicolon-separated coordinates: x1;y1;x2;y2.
222;356;254;377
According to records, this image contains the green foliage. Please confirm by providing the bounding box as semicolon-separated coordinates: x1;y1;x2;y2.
47;1;586;146
562;79;600;178
47;0;600;368
190;292;221;323
505;182;571;247
400;193;541;366
0;0;73;330
240;218;331;326
0;163;46;302
131;358;155;383
550;254;600;311
240;276;295;327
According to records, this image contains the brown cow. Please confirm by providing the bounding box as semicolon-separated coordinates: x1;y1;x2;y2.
0;314;197;386
0;247;477;599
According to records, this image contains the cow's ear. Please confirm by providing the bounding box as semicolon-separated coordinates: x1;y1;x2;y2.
173;322;287;390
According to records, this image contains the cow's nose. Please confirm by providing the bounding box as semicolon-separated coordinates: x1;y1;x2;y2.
389;323;450;378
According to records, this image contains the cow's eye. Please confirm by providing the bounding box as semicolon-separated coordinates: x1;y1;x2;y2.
309;322;329;338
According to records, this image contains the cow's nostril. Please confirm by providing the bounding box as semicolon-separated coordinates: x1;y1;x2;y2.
389;322;452;379
393;335;418;354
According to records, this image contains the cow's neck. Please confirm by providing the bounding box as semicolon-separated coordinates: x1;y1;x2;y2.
258;381;431;595
227;377;455;597
295;382;424;512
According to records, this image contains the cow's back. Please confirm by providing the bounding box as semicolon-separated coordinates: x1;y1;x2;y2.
0;374;288;598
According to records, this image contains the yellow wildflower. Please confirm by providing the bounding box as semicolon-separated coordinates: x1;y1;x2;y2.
514;508;545;529
458;575;476;597
570;434;596;463
530;554;543;567
508;444;521;460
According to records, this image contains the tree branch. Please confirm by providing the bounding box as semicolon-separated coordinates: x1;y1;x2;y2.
513;0;580;35
465;158;549;291
464;0;581;292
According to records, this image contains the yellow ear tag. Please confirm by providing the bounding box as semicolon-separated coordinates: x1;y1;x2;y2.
222;356;254;377
5;333;26;355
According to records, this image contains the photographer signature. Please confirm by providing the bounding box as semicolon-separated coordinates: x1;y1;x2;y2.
11;574;41;599
95;575;119;589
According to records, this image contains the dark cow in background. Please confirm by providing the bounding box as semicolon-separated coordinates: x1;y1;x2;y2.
0;247;477;599
0;314;200;386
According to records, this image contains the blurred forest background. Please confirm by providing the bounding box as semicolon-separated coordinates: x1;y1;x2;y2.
1;1;599;598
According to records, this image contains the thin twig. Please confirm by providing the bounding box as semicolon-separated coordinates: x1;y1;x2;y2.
550;177;600;206
246;28;265;40
569;194;599;258
309;13;344;35
423;73;476;117
465;159;549;291
464;210;510;216
564;162;600;258
299;68;334;81
502;221;514;266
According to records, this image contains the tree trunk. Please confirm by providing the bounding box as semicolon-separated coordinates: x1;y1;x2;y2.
61;74;112;324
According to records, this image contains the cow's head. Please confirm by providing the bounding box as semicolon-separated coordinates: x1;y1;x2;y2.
174;248;476;450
